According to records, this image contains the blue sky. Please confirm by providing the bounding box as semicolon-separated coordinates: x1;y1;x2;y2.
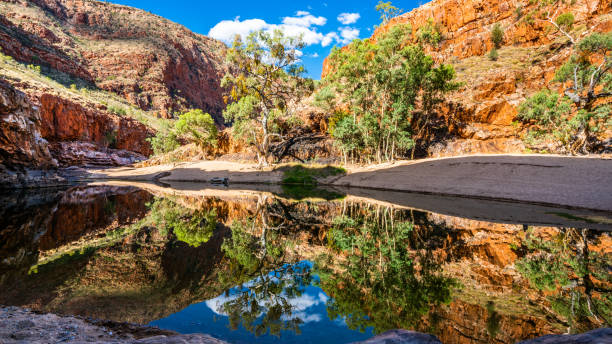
107;0;423;79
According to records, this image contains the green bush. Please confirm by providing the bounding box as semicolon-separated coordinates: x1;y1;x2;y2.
488;48;499;61
147;130;180;156
417;19;442;46
555;13;575;32
175;109;218;149
280;164;346;185
491;23;504;49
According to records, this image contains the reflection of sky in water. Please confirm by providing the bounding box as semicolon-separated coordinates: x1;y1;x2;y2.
149;262;374;344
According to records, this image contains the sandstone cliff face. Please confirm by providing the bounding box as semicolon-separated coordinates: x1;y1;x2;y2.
0;80;153;171
323;0;612;156
0;80;56;170
0;0;229;120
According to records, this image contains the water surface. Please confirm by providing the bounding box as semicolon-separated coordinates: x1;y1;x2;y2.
0;183;610;343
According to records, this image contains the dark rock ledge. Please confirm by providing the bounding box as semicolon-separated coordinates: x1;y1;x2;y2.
1;307;610;343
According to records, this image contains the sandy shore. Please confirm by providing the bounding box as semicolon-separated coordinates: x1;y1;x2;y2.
86;154;612;212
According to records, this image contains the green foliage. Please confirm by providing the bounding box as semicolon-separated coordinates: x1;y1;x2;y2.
222;29;310;166
375;1;402;24
173;209;217;248
107;104;127;116
488;48;499;61
417;19;443;46
515;5;524;21
149;198;217;247
317;212;458;333
313;85;336;113
27;64;41;73
523;32;612;153
555;13;575;32
515;228;612;332
104;130;117;149
219;219;312;337
147;124;180;156
491;23;504;49
175;109;218;149
322;24;459;162
518;90;572;127
279;164;346;185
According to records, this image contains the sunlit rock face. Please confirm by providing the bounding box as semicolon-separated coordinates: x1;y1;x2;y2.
0;184;609;343
322;0;612;157
0;0;229;120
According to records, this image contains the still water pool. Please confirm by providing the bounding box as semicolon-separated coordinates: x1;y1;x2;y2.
0;183;610;343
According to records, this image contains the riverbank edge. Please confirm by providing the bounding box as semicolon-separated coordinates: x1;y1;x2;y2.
80;154;612;212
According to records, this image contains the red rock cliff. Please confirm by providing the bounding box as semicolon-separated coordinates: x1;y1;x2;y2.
0;0;229;120
322;0;612;156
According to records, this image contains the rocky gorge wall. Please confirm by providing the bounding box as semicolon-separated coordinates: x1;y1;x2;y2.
0;79;155;187
322;0;612;157
0;0;229;119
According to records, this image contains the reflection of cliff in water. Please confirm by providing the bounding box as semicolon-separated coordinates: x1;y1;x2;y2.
0;184;609;343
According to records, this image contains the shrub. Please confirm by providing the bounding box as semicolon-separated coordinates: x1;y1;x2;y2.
107;105;127;116
417;19;442;46
280;164;346;185
491;23;504;49
147;122;180;156
175;109;218;149
488;48;499;61
555;13;575;32
518;90;571;127
104;130;117;149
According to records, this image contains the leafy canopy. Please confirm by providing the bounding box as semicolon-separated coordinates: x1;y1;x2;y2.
175;109;218;148
320;23;458;162
222;29;311;166
376;1;402;24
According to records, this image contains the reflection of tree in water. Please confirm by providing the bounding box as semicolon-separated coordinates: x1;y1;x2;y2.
217;195;316;337
516;228;611;333
315;204;458;334
148;197;218;247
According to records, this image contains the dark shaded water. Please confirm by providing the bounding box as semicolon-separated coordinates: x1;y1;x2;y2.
0;183;610;343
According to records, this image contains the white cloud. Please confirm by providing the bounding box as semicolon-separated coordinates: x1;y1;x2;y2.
337;12;360;25
310;52;320;58
339;27;360;43
282;11;327;27
208;18;269;44
321;32;339;47
209;12;331;46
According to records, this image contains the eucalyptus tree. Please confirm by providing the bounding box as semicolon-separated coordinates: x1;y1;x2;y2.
321;24;459;162
222;30;311;166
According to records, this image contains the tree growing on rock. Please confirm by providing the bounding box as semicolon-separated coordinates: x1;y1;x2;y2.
518;32;611;154
491;23;504;49
376;1;402;25
222;30;311;166
320;24;460;163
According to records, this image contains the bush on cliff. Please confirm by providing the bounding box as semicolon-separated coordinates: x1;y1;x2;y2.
518;32;611;154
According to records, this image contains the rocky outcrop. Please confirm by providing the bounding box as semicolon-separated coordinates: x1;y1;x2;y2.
322;0;612;157
0;0;229;120
0;307;229;343
0;79;153;175
39;94;152;156
0;80;56;170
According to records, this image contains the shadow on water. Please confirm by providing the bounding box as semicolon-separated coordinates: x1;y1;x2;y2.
0;182;610;343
